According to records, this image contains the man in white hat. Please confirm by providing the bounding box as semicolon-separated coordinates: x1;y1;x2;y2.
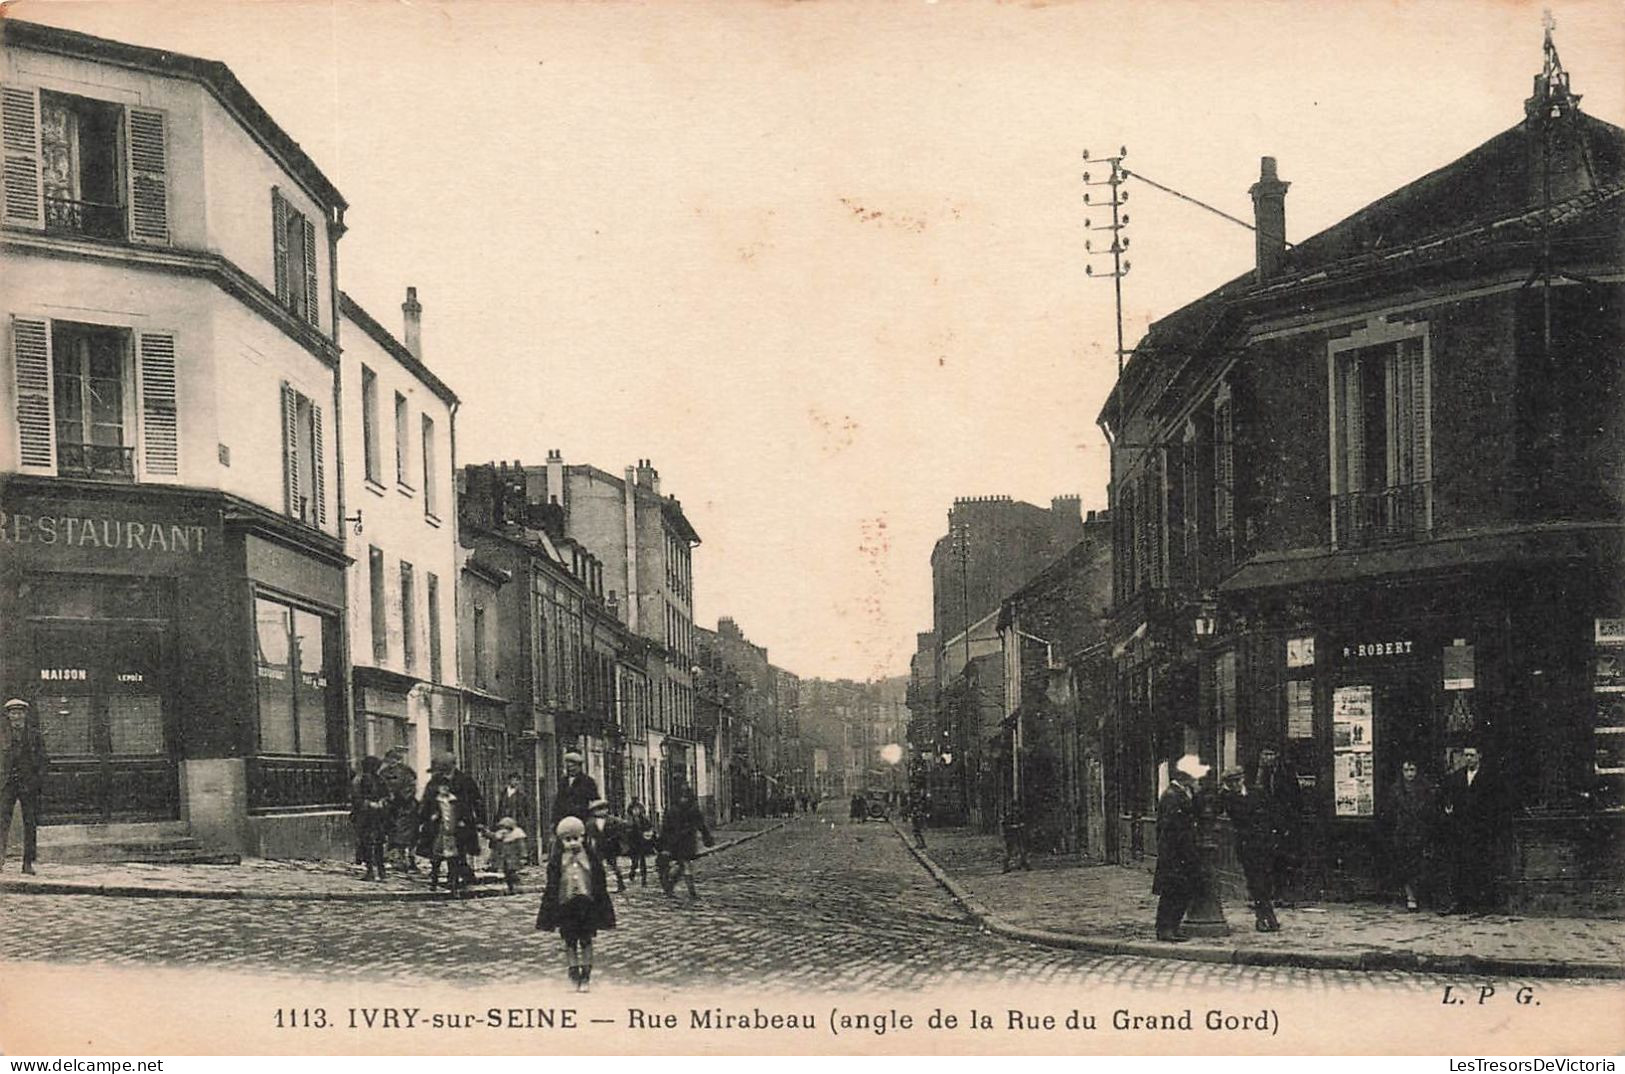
1152;753;1208;942
0;698;47;874
551;750;599;827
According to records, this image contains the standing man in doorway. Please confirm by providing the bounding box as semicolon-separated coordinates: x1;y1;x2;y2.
0;698;47;874
552;750;599;826
1441;745;1502;915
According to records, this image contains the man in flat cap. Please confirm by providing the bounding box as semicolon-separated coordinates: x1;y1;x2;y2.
1;698;47;874
551;750;599;827
1152;754;1208;942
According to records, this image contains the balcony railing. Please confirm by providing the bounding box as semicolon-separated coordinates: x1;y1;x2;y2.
57;442;136;481
45;196;127;241
1332;481;1433;548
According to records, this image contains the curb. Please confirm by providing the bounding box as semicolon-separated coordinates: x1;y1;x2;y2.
0;821;791;903
886;819;1625;980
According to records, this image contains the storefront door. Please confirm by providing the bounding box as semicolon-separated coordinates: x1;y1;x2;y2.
33;623;178;823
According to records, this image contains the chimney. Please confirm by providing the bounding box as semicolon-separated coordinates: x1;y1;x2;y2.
402;286;423;359
635;458;660;495
546;449;564;511
1249;157;1290;282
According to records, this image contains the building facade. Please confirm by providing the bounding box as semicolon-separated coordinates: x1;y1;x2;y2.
521;454;703;819
1;21;353;858
1098;46;1624;911
339;289;459;791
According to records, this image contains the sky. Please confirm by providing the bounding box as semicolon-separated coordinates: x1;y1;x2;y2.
12;0;1624;682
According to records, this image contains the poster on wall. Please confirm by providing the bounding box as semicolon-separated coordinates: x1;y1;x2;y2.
1334;751;1375;816
1286;679;1315;738
1332;684;1373;752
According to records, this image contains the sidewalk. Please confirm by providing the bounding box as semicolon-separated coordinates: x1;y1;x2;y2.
0;816;787;902
900;823;1625;979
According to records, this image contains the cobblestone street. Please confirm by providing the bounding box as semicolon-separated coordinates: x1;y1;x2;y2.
1;810;1609;997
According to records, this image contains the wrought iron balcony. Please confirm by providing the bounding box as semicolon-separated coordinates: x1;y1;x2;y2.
57;442;136;481
1332;481;1433;548
45;196;127;241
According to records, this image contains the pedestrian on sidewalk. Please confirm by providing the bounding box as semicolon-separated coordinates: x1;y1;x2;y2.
1252;746;1303;905
1153;754;1206;943
349;755;391;882
487;816;528;894
0;698;46;875
379;747;419;874
587;798;626;893
1219;766;1280;932
419;754;484;897
908;791;931;849
551;751;599;826
624;799;654;887
1000;796;1030;872
493;773;536;865
1384;758;1439;912
1440;746;1503;915
536;815;616;993
849;794;867;823
657;785;713;900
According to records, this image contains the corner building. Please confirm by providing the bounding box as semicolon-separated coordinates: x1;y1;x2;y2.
1;22;353;858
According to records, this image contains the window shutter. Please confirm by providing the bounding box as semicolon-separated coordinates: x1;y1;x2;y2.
271;188;289;307
301;215;319;327
1340;356;1365;493
11;316;54;471
136;331;179;479
1;85;42;229
125;108;169;244
311;402;327;527
1403;337;1428;485
281;381;300;518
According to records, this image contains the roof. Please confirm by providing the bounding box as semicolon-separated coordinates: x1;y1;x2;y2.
339;293;459;408
1101;107;1625;428
5;20;346;215
563;463;701;545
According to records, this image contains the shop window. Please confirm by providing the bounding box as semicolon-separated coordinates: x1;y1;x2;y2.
1330;331;1432;547
253;595;335;756
271;187;318;326
1594;618;1625;810
367;713;411;760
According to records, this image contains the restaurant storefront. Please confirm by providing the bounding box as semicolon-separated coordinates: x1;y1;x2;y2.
0;477;352;859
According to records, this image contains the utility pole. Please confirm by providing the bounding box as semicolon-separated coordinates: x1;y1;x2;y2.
1083;146;1132;377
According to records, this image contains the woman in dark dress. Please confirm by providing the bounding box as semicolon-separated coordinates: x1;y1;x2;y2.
1386;759;1439;911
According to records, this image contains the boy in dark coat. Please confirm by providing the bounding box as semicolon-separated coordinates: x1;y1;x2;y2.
657;787;713;899
586;798;627;893
536;816;616;992
1219;766;1280;931
349;755;391;882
